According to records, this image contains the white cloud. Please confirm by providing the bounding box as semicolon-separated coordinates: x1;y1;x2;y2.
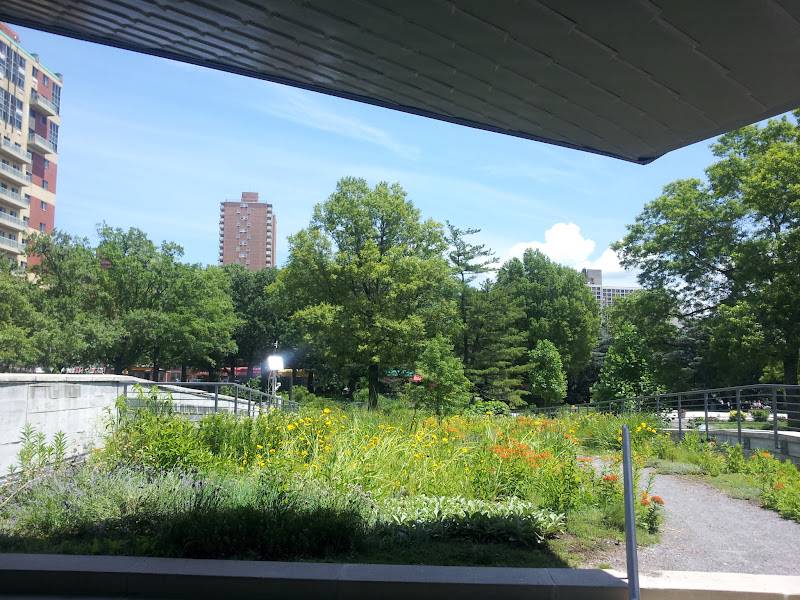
502;222;638;286
252;86;420;160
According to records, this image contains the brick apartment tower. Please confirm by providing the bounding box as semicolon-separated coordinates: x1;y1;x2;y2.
0;23;61;268
219;192;277;270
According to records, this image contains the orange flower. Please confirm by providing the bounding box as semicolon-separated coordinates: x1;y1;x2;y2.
577;456;593;463
602;474;618;483
651;495;664;505
640;494;651;507
774;481;786;491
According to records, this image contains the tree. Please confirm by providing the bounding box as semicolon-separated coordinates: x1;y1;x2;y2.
615;112;800;386
591;322;663;404
495;250;600;383
464;281;528;406
410;335;471;417
444;222;495;364
225;265;281;378
279;177;457;408
527;339;567;406
0;261;43;368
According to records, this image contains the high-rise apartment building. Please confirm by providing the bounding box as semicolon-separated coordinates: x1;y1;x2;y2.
219;192;277;270
581;268;639;308
0;23;61;268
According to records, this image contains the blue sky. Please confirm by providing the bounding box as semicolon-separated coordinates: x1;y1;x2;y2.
18;25;723;285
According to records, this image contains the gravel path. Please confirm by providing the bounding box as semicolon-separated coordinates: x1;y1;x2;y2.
606;472;800;575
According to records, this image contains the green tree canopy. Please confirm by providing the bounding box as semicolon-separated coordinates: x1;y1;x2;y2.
592;322;663;404
279;177;457;408
410;335;471;417
615;112;800;386
527;339;567;406
495;249;600;381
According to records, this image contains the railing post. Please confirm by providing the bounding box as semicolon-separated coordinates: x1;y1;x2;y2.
214;384;219;414
703;392;710;442
736;388;742;446
677;394;682;440
234;386;238;415
248;388;252;417
772;387;780;452
655;395;660;413
621;425;640;600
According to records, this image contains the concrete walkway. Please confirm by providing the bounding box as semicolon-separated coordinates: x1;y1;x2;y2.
607;472;800;575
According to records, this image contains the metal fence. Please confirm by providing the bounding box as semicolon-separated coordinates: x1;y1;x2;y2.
523;384;800;454
121;380;299;417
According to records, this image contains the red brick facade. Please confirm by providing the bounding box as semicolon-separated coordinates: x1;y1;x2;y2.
219;192;276;270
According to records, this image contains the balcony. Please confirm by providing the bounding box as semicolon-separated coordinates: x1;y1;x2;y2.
0;186;29;210
0;161;31;187
0;235;23;254
30;90;59;117
0;139;32;164
0;211;26;232
27;132;57;155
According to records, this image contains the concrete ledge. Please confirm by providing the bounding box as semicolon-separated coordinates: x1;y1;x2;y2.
0;554;627;599
0;374;149;384
606;569;800;599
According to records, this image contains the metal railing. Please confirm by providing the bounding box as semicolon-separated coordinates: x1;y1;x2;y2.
0;210;25;229
0;160;31;184
0;236;23;252
30;90;59;115
120;380;299;417
524;384;800;453
0;138;32;163
621;425;639;600
0;186;27;207
27;132;57;154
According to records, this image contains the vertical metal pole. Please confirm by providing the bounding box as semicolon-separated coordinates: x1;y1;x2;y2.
772;388;779;452
622;425;640;600
703;393;710;442
656;395;660;413
677;394;682;440
214;384;219;414
736;388;742;446
234;386;238;415
248;388;252;417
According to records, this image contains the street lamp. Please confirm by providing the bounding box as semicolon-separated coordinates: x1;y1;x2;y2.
266;354;284;405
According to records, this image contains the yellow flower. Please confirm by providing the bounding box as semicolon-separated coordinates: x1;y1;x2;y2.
323;407;332;414
269;448;276;454
256;444;263;450
287;423;296;431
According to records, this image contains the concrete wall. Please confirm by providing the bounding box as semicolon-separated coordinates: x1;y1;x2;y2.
0;374;248;475
667;427;800;465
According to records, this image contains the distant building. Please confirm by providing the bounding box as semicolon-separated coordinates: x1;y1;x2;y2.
0;23;62;268
219;192;276;270
581;268;638;308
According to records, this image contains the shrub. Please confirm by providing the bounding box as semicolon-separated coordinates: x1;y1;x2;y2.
751;409;769;422
463;400;510;416
729;410;746;422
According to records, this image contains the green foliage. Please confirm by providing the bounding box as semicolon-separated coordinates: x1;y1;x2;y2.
463;400;511;416
278;177;457;408
409;336;471;416
496;250;600;380
528;339;567;406
615;112;800;387
751;408;769;422
592;322;663;404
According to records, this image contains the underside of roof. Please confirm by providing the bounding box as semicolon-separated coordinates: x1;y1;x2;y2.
2;0;800;163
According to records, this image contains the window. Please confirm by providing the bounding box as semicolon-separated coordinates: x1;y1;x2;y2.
0;89;23;130
40;115;46;126
48;121;59;150
40;200;46;211
39;222;45;232
52;84;61;112
44;159;49;170
0;44;25;86
19;261;26;269
239;252;247;258
42;180;48;190
32;66;38;79
43;74;49;87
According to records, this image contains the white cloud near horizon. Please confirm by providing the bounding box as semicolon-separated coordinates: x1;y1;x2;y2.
502;222;639;286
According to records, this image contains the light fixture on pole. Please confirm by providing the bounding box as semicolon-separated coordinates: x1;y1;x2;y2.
266;354;284;407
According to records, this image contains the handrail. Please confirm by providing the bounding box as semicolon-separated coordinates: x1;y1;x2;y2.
621;424;640;600
0;138;31;162
30;90;59;115
0;160;30;182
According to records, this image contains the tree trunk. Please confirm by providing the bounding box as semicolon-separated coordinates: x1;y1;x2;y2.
306;370;314;393
784;345;799;429
151;348;160;382
180;364;187;381
114;360;124;375
289;367;297;401
368;364;380;410
460;279;469;365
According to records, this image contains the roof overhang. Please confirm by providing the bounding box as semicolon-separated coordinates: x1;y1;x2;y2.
2;1;800;163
